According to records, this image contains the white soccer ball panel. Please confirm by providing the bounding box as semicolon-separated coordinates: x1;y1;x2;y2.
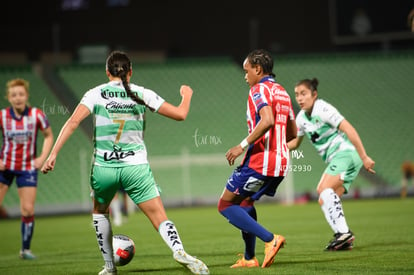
112;234;135;266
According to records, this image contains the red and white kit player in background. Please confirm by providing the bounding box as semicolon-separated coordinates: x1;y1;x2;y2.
0;78;54;259
218;49;297;269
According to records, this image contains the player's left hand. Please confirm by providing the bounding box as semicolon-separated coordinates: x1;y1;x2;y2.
34;158;45;170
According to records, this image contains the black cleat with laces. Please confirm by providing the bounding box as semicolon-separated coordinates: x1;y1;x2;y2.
324;231;355;251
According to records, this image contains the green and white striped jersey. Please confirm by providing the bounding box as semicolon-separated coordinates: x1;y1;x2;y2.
80;80;165;167
296;99;355;163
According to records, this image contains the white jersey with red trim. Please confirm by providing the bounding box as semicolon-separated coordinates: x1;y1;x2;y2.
0;106;50;171
241;76;295;177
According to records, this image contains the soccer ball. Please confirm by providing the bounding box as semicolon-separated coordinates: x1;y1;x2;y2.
112;234;135;266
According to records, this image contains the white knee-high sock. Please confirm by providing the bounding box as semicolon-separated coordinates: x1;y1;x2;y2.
319;188;350;234
158;220;185;253
93;213;115;270
320;193;337;233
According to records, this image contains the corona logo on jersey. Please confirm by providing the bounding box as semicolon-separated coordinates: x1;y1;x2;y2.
101;88;139;99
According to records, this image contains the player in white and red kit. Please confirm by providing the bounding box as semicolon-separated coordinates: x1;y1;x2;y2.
218;49;296;268
0;78;54;259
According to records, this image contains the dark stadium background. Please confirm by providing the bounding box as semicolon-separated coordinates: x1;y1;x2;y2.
1;0;413;62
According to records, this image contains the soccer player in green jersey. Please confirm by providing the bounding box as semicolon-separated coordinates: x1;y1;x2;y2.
288;78;375;251
41;51;209;275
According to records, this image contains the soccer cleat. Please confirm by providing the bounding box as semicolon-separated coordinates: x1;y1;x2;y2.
337;242;353;251
19;249;36;260
173;249;209;274
230;254;259;268
325;231;355;251
98;266;117;275
262;234;286;268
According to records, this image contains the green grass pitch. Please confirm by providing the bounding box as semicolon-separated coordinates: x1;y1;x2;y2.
0;198;413;274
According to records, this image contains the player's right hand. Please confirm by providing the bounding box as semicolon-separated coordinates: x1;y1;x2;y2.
180;85;193;98
225;145;244;166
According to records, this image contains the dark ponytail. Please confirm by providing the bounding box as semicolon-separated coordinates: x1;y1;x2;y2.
295;77;319;92
106;51;153;110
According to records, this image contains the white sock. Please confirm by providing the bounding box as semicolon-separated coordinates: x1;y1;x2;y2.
319;188;350;234
93;213;115;270
320;191;337;233
158;220;184;253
